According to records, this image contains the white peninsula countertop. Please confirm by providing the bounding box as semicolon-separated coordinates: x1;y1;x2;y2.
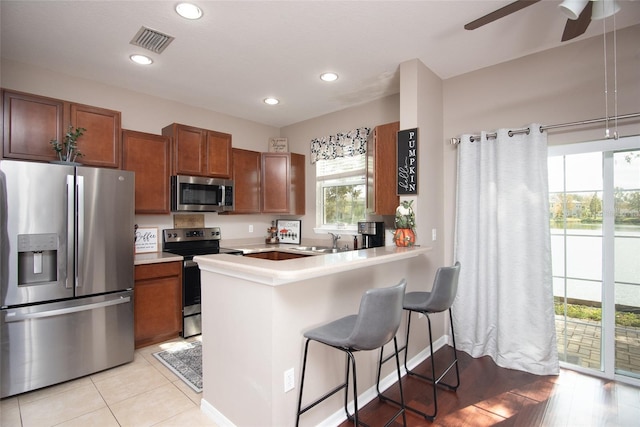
194;244;431;286
195;244;434;426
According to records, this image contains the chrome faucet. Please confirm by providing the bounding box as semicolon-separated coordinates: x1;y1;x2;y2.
329;232;341;249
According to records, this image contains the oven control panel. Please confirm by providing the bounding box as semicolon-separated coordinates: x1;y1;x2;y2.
163;227;221;242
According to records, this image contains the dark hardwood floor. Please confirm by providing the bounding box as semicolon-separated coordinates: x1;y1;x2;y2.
338;346;640;426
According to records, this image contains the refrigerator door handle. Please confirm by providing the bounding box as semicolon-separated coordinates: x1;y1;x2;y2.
76;175;84;289
3;295;131;322
66;175;75;290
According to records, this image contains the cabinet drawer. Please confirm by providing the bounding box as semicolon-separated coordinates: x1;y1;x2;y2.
135;261;182;281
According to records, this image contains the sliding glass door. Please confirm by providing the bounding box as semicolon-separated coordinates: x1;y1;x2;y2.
548;136;640;384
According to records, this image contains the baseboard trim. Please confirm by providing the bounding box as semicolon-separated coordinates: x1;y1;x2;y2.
199;334;450;427
200;397;237;427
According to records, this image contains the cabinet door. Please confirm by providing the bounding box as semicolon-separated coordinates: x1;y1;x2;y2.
368;122;399;215
168;124;205;176
71;103;121;168
2;90;64;161
232;148;261;213
206;130;232;178
261;153;290;213
134;262;182;348
122;130;171;214
290;153;306;215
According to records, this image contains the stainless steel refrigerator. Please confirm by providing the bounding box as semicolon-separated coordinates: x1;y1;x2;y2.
0;159;135;398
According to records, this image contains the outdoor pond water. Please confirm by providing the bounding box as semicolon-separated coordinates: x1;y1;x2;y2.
551;224;640;308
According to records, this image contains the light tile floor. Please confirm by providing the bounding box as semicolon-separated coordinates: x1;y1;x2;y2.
0;337;218;427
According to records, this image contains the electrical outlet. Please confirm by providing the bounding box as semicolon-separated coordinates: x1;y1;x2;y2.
284;368;295;392
432;228;437;241
249;224;254;233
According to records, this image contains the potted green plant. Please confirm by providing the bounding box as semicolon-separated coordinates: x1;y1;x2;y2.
50;125;86;163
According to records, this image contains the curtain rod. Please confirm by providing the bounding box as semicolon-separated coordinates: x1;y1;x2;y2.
449;112;640;145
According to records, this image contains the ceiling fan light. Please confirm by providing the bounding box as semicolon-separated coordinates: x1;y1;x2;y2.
591;0;621;20
559;0;590;20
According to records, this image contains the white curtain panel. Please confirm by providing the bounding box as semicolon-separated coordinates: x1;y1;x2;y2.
453;124;559;375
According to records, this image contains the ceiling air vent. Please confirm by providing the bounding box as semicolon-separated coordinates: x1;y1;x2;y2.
130;26;175;54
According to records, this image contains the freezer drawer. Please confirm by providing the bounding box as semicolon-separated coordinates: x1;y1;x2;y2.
0;291;134;398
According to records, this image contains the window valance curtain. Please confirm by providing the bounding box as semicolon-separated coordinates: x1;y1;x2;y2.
310;127;370;164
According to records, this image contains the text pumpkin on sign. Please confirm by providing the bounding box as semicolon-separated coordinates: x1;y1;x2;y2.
397;128;418;194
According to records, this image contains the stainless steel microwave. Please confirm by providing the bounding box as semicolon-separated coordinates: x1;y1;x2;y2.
171;175;234;212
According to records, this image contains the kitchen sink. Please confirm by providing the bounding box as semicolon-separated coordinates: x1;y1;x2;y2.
292;246;346;253
243;251;312;261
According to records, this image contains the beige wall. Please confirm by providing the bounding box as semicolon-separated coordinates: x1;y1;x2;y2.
442;24;640;264
280;94;400;242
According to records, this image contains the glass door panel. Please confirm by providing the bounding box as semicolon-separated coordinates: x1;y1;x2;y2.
549;152;604;370
613;150;640;377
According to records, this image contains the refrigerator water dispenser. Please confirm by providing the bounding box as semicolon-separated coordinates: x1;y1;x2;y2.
17;233;58;285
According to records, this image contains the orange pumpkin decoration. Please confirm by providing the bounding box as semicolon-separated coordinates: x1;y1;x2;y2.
393;228;416;247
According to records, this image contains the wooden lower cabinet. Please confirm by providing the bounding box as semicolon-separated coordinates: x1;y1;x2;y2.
134;261;182;349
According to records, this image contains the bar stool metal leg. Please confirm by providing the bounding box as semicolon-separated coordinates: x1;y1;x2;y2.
378;262;461;420
296;280;407;426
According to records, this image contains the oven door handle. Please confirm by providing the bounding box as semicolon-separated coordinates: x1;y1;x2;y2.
184;260;199;268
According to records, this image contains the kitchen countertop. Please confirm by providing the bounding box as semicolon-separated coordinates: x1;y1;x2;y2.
195;244;431;286
134;251;183;265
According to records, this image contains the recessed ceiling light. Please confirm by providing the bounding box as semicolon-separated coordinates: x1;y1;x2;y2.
130;54;153;65
264;97;280;105
176;2;203;20
320;72;339;82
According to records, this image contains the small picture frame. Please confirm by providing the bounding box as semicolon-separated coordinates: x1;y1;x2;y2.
276;220;301;244
268;137;288;152
135;227;159;253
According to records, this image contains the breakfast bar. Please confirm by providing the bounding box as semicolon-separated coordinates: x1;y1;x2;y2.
195;245;432;426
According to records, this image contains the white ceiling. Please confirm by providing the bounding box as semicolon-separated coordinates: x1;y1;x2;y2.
2;0;640;128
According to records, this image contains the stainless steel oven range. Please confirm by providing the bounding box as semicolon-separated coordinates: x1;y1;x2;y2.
162;228;242;338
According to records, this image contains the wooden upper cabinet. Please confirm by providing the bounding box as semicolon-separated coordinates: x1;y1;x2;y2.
70;103;121;168
2;89;122;168
367;121;399;215
232;148;261;214
164;123;204;176
261;152;305;215
206;130;232;177
2;90;64;161
162;123;232;178
122;130;171;214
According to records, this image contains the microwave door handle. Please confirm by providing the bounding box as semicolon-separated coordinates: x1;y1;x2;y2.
65;175;74;289
76;175;84;289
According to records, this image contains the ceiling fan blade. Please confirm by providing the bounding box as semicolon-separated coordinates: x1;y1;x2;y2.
561;1;592;41
464;0;542;30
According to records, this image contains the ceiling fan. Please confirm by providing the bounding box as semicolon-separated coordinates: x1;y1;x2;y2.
464;0;621;42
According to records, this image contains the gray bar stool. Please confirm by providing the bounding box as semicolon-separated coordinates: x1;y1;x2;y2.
377;262;461;420
295;279;407;427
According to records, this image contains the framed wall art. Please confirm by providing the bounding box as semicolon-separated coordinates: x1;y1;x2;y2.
135;227;159;253
276;220;301;244
268;137;288;152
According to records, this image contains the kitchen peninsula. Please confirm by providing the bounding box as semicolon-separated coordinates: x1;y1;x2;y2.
195;245;431;426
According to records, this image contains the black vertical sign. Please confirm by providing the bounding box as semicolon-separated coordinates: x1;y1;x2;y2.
397;128;418;194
